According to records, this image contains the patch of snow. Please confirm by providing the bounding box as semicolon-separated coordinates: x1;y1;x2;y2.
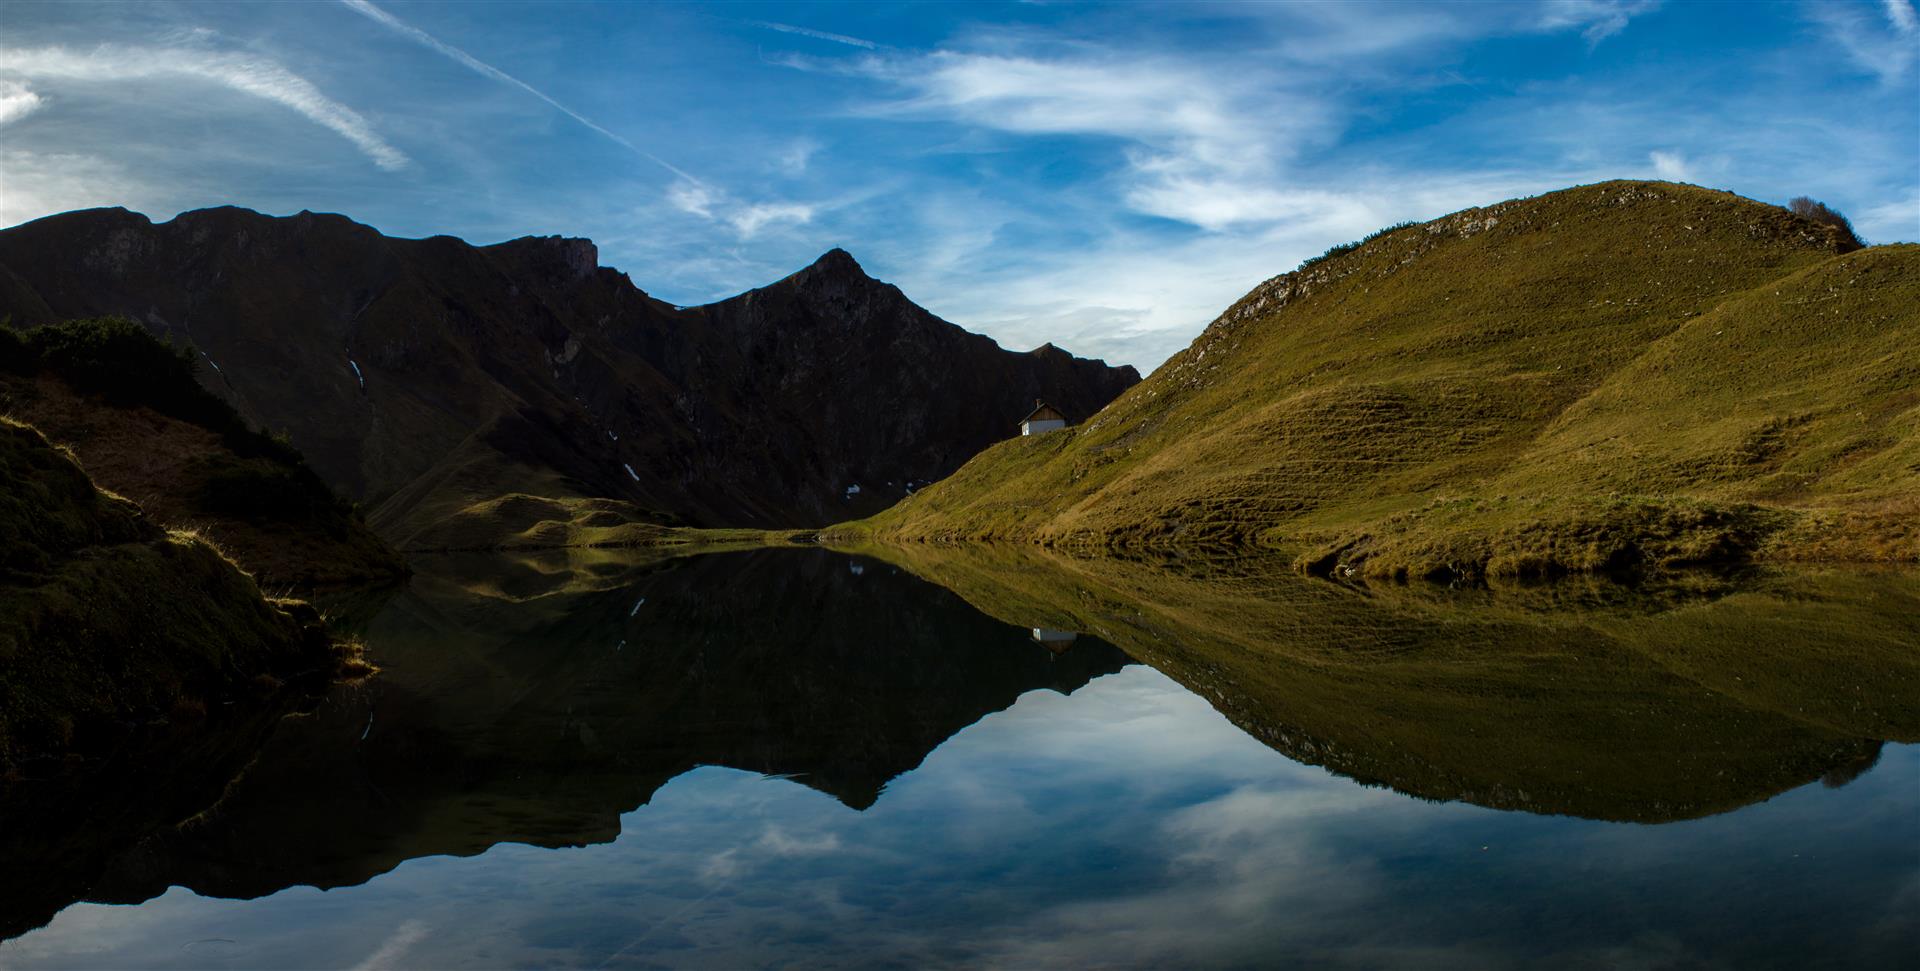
624;463;640;482
199;351;222;374
630;596;645;617
849;563;864;576
348;359;365;389
844;483;862;497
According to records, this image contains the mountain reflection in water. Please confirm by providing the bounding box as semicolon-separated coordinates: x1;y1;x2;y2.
3;547;1916;968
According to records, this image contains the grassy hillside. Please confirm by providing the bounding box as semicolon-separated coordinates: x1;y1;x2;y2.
861;181;1917;577
0;418;352;776
847;540;1917;822
1;318;404;585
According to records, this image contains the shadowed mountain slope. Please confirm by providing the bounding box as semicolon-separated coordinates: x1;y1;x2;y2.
1;317;402;585
865;181;1916;575
0;209;1137;543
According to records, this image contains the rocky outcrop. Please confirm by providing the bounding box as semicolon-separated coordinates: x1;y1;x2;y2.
0;210;1140;540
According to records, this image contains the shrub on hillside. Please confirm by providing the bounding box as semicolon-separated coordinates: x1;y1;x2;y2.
2;316;349;516
1787;197;1865;250
1298;240;1361;272
12;317;228;427
0;323;29;375
1297;221;1421;273
197;459;336;528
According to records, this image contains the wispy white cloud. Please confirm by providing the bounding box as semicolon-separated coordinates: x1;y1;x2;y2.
858;50;1327;232
0;79;42;126
1538;0;1664;45
1648;149;1692;181
1886;0;1919;35
349;919;429;971
1857;188;1920;242
874;52;1280;173
1125;180;1376;233
728;202;815;238
752;21;883;51
1807;0;1919;82
338;0;694;180
668;180;719;219
0;44;407;169
776;136;821;174
665;179;815;240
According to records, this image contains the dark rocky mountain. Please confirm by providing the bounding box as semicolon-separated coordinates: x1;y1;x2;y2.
0;207;1138;543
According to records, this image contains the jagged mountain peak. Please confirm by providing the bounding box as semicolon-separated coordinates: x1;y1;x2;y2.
770;246;879;291
807;246;866;275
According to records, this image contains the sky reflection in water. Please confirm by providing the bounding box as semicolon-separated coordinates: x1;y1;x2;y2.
4;551;1917;969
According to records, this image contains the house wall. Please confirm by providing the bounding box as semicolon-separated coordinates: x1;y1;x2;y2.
1021;418;1066;436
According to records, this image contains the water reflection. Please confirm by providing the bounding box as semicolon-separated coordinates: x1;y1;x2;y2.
3;547;1917;968
876;545;1920;822
67;549;1131;907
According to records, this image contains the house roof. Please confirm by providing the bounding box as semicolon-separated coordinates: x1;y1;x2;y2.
1020;401;1067;424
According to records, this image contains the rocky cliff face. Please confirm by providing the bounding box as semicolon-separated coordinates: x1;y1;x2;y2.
0;208;1138;539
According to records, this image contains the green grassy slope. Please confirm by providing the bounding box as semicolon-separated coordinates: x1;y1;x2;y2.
863;181;1916;576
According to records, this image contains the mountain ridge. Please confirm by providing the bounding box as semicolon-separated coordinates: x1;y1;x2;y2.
0;207;1139;544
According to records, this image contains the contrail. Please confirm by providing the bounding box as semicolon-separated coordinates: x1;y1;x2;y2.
339;0;695;181
751;21;883;50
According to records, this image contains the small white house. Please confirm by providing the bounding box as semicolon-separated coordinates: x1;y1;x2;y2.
1020;400;1068;436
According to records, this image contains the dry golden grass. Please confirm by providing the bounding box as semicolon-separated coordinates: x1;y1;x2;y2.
856;181;1918;577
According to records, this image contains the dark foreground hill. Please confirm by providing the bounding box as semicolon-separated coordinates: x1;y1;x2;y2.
1;318;403;585
0;416;353;775
0;211;1137;546
864;181;1918;576
1;416;365;938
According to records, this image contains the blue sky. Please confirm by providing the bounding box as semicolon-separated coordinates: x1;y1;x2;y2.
1;1;1915;368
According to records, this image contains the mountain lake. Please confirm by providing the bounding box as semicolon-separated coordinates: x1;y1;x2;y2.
3;548;1915;969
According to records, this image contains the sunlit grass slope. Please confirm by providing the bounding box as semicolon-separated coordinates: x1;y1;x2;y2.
864;181;1916;577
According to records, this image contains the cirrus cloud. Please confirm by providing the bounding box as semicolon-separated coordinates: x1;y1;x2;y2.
0;43;407;169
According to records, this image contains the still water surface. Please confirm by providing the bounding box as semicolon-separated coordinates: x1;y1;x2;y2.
4;549;1916;968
